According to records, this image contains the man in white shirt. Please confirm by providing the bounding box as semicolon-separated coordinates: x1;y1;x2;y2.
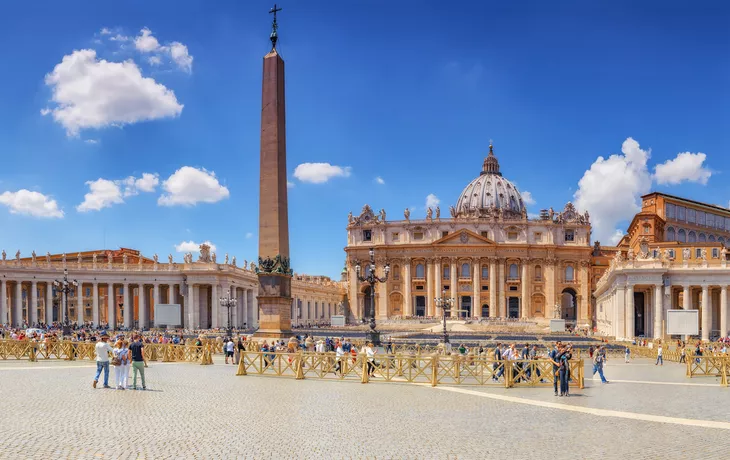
93;332;113;389
656;344;663;366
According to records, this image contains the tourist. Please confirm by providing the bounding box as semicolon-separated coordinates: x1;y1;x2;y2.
385;338;393;355
588;345;594;358
625;345;630;363
92;331;112;389
492;343;503;381
548;342;561;395
679;346;686;363
365;342;377;376
557;344;573;396
655;343;663;366
335;340;344;375
529;344;541;382
225;338;235;364
130;335;147;390
592;345;609;384
458;343;468;355
112;339;128;390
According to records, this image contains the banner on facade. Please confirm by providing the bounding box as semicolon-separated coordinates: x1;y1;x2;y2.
666;309;699;335
155;304;182;328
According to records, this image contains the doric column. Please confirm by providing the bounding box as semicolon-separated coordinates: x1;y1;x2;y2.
520;261;529;318
153;283;160;326
107;283;115;329
489;258;497;318
30;281;38;326
682;285;692;341
426;259;434;317
77;281;84;325
450;258;457;316
241;288;249;328
434;259;442;309
377;266;388;320
211;283;219;328
92;282;99;327
615;284;626;339
14;281;23;327
191;284;200;328
701;285;710;342
123;283;131;328
404;259;412;317
1;279;7;325
653;284;662;339
626;284;635;339
139;284;147;330
498;259;505;317
178;283;188;328
231;287;238;327
472;259;480;318
579;261;590;321
45;282;53;325
721;286;728;339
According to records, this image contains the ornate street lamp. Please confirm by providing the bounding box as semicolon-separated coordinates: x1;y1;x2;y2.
434;289;454;345
219;289;237;336
354;247;390;346
53;268;78;337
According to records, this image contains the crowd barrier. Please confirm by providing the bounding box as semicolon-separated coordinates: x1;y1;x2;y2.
686;356;730;386
236;350;584;389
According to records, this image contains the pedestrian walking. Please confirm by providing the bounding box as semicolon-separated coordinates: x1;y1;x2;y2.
625;346;630;363
548;342;561;395
225;338;235;364
92;331;112;389
130;335;147;390
656;343;664;366
592;345;609;384
365;342;377;377
492;343;503;381
679;346;686;363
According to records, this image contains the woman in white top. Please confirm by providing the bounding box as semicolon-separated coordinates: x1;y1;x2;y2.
112;340;127;390
365;342;377;377
335;341;345;375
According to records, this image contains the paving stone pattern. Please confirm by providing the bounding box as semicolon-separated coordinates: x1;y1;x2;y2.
0;358;728;459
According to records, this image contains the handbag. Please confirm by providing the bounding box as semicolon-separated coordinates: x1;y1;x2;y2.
111;356;121;366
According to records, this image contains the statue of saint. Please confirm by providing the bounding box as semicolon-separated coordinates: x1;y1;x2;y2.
169;254;174;265
243;259;248;269
379;209;386;222
404;208;410;221
435;206;440;219
153;254;159;264
16;250;21;261
1;250;5;261
627;249;635;261
348;211;353;224
549;207;555;221
224;253;229;265
721;246;728;260
92;253;97;265
122;253;128;265
31;251;36;264
449;205;457;218
232;256;237;267
554;303;562;319
682;248;691;261
77;253;82;264
426;207;433;220
212;252;217;263
46;252;51;264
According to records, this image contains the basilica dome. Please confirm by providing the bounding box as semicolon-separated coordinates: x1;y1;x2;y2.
453;144;526;218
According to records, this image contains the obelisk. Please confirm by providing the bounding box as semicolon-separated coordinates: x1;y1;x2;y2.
254;4;293;338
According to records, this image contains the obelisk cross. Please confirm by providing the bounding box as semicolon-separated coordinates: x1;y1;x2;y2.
269;4;282;49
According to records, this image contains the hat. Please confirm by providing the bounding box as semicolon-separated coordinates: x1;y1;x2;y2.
99;331;108;337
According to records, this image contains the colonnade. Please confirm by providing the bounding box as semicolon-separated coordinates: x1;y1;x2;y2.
290;295;337;325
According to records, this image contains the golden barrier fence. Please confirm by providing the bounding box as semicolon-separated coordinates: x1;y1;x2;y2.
0;340;215;364
686;355;730;386
236;351;584;389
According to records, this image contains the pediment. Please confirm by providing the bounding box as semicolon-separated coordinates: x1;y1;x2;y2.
433;229;496;246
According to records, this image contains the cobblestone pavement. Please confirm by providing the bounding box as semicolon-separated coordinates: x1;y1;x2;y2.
1;358;729;459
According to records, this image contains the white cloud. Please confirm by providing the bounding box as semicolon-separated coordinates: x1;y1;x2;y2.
84;139;99;145
573;137;652;244
158;166;230;206
100;28;111;35
43;49;183;135
76;179;123;212
609;230;625;245
40;108;51;116
521;191;536;205
654;152;712;185
77;173;158;211
0;190;64;218
169;42;193;73
425;193;440;209
293;163;351;184
287;181;295;188
134;27;161;52
110;34;129;42
245;232;253;239
375;176;385;185
148;55;162;66
174;240;216;253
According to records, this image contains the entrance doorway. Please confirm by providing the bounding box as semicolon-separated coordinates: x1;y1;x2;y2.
460;296;471;318
508;297;519;318
634;292;645;336
561;288;577;321
415;296;426;317
481;304;489;317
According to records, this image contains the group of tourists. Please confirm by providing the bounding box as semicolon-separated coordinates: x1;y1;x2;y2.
93;332;147;390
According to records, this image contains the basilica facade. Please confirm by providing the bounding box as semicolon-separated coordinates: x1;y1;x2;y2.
344;145;594;327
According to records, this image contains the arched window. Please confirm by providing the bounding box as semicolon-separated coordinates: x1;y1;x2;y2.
461;263;470;278
393;265;400;281
719;237;725;246
535;265;542;280
415;263;425;279
443;265;450;280
666;227;675;242
565;266;574;282
677;229;686;242
509;263;518;279
708;235;716;242
688;231;697;243
481;266;489;279
699;233;706;242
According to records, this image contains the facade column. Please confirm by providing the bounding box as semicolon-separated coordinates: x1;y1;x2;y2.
45;282;53;325
434;260;442;311
377;266;388;320
153;283;160;322
472;259;480;318
1;279;7;325
701;285;710;342
211;283;219;328
123;283;131;328
450;258;457;317
653;284;662;339
520;261;529;319
404;260;412;317
721;286;728;339
30;281;38;326
231;287;238;328
241;288;248;328
498;259;505;318
178;283;187;328
615;284;626;339
626;284;635;340
426;259;434;317
189;284;198;329
139;284;147;330
77;281;84;325
489;258;497;318
107;283;115;329
15;281;23;327
92;282;99;327
682;285;691;341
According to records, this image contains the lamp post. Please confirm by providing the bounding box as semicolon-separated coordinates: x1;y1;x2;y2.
434;289;454;345
219;289;237;336
53;268;78;337
355;248;390;346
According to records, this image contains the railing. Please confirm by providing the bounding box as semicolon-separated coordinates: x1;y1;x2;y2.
236;351;584;389
687;355;730;386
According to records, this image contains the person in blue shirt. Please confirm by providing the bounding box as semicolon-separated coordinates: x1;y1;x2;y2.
548;342;562;396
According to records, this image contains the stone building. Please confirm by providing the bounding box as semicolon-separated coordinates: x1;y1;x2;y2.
594;193;730;341
344;145;593;327
0;245;345;329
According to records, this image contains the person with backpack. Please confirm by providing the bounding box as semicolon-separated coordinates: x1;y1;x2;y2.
592;345;609;384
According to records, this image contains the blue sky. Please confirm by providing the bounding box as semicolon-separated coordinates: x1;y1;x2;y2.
0;0;728;279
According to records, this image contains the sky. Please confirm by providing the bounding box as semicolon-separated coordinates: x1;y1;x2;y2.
0;0;729;279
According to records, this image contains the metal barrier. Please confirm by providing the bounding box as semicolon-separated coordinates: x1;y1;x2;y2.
687;355;729;386
236;351;584;389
